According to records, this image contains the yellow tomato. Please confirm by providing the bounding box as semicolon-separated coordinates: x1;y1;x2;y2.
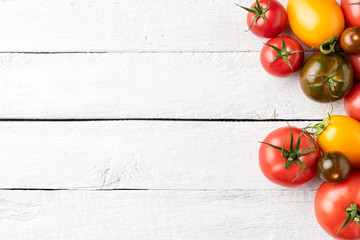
317;115;360;169
287;0;345;49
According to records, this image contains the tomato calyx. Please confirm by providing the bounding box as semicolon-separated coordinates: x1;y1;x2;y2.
305;105;333;136
236;0;270;31
265;36;303;70
260;124;317;182
345;2;360;5
307;58;347;99
336;203;360;238
317;37;337;55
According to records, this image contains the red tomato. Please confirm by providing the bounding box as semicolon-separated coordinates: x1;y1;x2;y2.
341;0;360;27
345;84;360;121
238;0;287;38
260;36;304;77
314;171;360;240
259;125;320;187
349;54;360;81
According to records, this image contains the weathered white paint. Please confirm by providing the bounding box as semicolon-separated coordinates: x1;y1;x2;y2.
0;0;345;238
0;121;323;190
0;53;345;119
0;0;303;52
0;190;330;240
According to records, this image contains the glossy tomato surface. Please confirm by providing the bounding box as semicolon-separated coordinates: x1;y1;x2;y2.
315;171;360;240
287;0;345;48
245;0;287;38
349;54;360;81
259;126;320;187
341;27;360;54
260;36;304;77
317;115;360;169
300;52;354;102
317;151;351;183
341;0;360;27
345;84;360;121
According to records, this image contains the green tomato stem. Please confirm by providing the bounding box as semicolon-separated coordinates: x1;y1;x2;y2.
307;58;347;99
346;2;360;5
259;123;317;182
336;203;360;238
305;105;333;136
265;36;303;70
319;37;337;55
236;0;270;31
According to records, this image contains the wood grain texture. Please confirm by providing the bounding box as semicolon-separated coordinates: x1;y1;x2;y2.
0;0;303;52
0;0;344;238
0;53;345;119
0;190;330;240
0;121;323;190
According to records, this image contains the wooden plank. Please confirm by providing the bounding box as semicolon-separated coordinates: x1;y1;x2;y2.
0;189;329;239
0;53;345;119
0;0;305;52
0;121;324;190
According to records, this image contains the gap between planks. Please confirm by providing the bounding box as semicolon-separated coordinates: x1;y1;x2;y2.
0;50;318;54
0;118;322;122
0;188;318;192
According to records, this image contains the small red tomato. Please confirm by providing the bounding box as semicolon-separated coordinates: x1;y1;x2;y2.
340;27;360;54
349;54;360;81
260;36;304;77
315;171;360;239
259;125;320;187
341;0;360;27
237;0;287;38
345;84;360;121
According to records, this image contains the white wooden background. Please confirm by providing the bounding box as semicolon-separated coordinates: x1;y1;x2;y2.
0;0;343;239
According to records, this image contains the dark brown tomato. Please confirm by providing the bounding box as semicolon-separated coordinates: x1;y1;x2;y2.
317;151;351;183
300;52;353;103
340;27;360;55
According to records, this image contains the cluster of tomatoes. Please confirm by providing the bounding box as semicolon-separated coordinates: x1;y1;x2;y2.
239;0;360;239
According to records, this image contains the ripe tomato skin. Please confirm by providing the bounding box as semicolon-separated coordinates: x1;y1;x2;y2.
260;36;304;77
317;115;360;169
287;0;345;49
300;52;354;102
317;151;351;183
245;0;287;38
314;171;360;240
349;54;360;81
341;0;360;27
341;27;360;54
345;84;360;121
259;126;320;187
